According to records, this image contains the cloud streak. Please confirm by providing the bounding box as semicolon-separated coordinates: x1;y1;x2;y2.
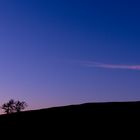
83;61;140;70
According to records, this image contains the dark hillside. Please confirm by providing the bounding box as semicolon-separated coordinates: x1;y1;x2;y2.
0;102;140;135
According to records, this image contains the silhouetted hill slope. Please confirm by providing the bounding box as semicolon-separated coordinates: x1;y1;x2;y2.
0;101;140;135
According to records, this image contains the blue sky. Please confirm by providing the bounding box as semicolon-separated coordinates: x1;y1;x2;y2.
0;0;140;110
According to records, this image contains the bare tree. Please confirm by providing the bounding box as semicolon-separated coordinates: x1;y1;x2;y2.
1;99;27;114
1;99;15;114
14;101;27;113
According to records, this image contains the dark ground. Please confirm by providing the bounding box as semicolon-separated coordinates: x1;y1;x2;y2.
0;102;139;136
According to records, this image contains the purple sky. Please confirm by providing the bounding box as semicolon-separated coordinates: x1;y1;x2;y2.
1;0;140;110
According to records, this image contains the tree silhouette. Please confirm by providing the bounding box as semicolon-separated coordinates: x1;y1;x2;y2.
14;101;27;113
1;99;15;114
1;99;27;114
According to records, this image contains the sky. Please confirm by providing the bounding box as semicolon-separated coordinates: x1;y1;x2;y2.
0;0;140;110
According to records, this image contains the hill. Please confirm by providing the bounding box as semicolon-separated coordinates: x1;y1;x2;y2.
0;101;140;135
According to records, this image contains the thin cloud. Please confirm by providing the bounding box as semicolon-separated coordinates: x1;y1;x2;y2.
82;61;140;70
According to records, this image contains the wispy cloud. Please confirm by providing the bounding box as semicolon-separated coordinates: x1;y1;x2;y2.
82;61;140;70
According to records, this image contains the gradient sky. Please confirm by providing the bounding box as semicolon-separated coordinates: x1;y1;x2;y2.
1;0;140;110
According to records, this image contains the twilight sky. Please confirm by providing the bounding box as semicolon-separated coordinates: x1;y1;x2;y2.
1;0;140;110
